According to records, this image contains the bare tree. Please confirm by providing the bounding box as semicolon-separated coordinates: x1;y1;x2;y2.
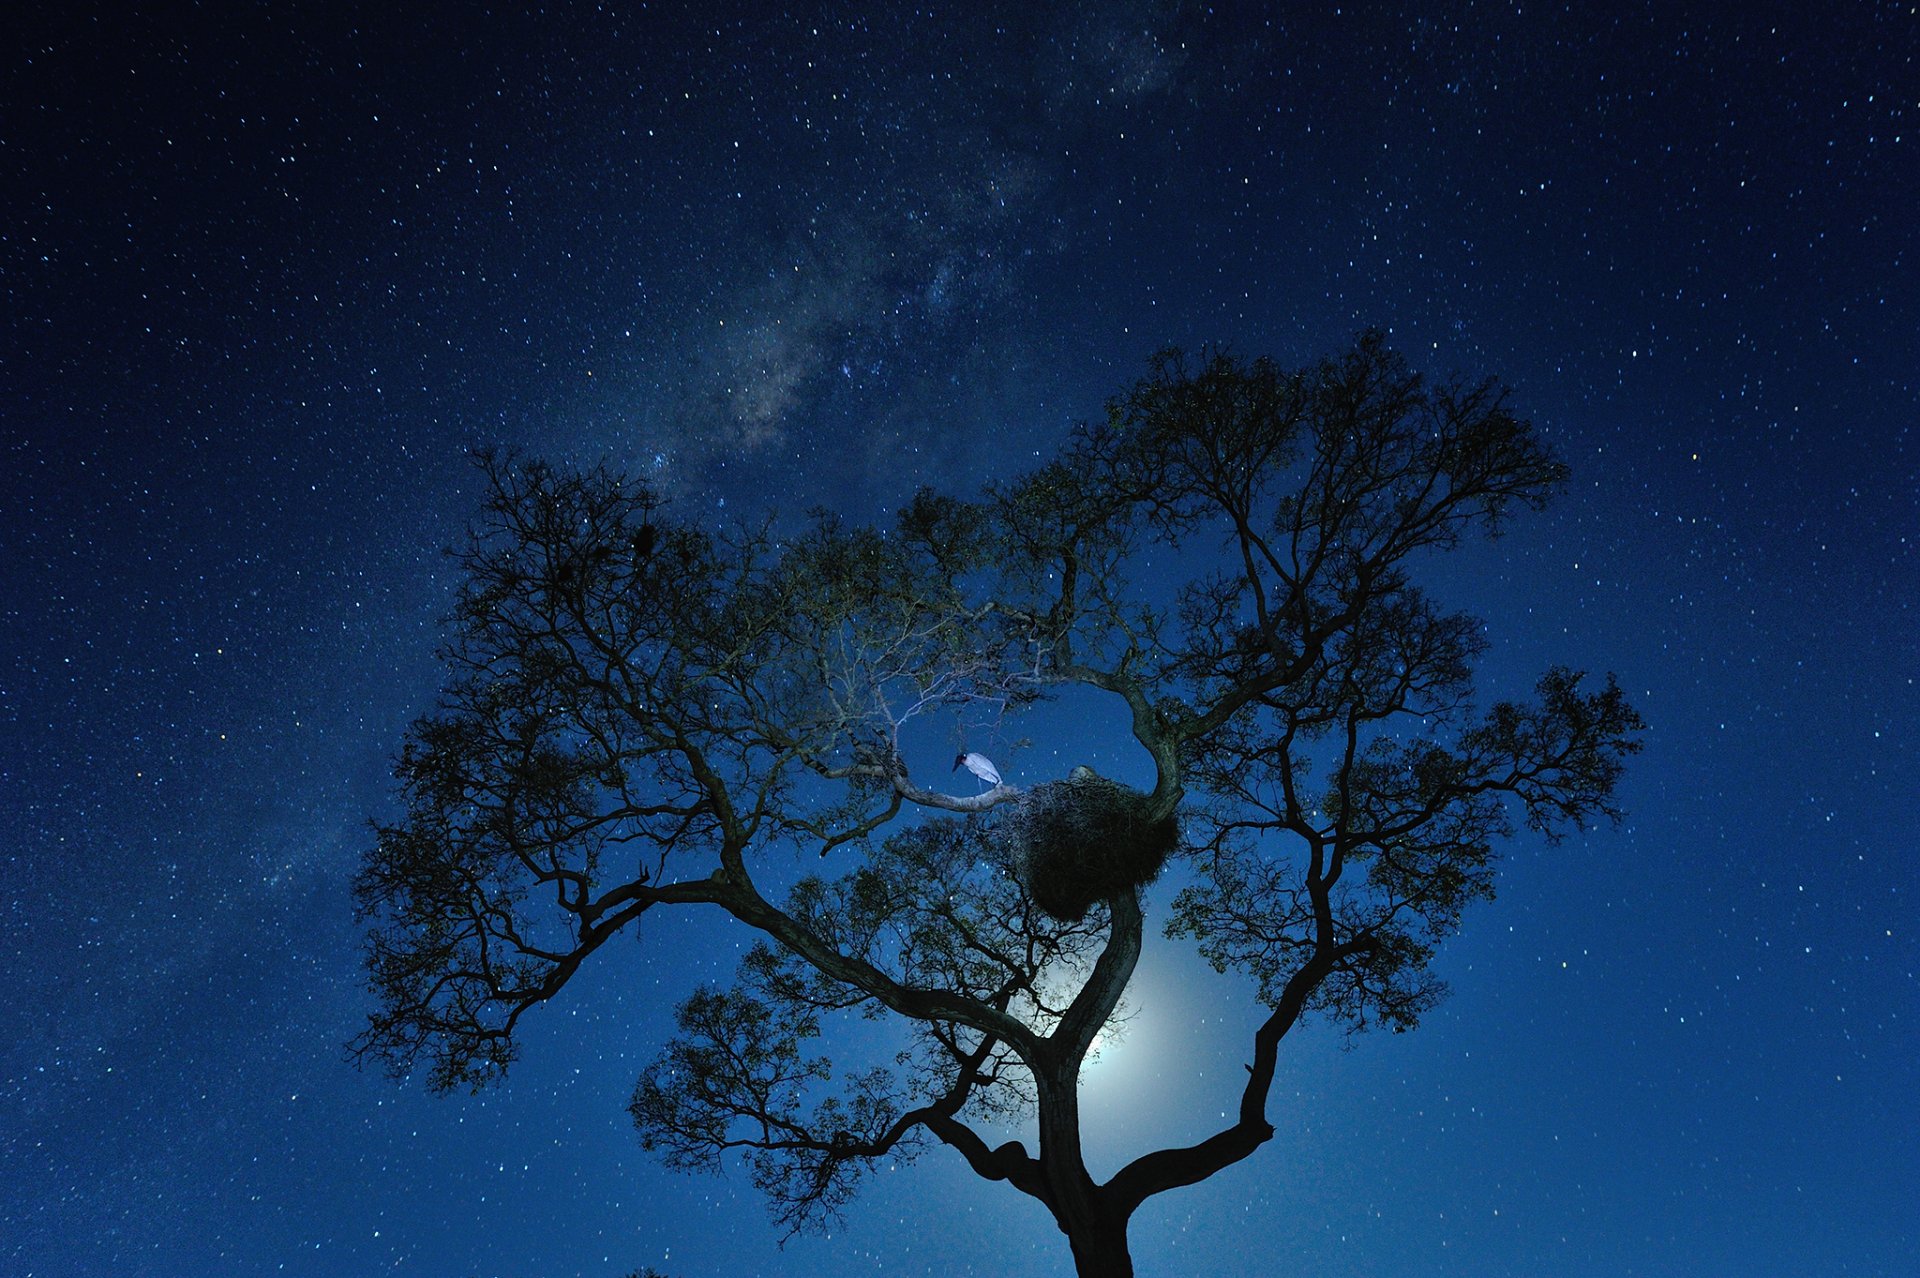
353;333;1642;1277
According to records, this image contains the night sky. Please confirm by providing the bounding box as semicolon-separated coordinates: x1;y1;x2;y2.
4;3;1916;1275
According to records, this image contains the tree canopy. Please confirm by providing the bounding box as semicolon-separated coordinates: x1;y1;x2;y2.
352;333;1642;1276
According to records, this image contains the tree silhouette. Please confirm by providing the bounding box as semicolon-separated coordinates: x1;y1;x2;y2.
352;333;1642;1277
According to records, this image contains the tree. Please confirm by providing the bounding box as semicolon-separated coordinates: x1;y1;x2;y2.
352;333;1642;1277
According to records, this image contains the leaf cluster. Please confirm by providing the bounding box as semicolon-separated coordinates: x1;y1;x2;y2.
628;815;1112;1232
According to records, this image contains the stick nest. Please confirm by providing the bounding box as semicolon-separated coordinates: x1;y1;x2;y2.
1001;767;1179;922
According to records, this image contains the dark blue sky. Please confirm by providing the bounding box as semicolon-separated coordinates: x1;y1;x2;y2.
3;3;1915;1275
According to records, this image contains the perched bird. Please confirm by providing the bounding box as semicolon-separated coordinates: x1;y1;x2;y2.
953;751;1002;792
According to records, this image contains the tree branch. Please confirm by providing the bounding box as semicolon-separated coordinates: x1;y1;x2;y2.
1107;938;1369;1213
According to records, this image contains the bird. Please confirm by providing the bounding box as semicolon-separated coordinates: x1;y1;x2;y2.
953;751;1002;792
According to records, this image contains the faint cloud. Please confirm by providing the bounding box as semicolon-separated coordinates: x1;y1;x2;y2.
585;4;1207;486
1072;7;1188;98
1042;0;1193;117
715;234;888;446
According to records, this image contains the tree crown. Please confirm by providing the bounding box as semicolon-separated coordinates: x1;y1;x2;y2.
353;333;1641;1249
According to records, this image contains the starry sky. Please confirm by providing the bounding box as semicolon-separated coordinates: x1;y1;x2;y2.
3;3;1915;1275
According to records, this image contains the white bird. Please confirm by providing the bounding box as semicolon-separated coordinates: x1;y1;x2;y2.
953;751;1002;792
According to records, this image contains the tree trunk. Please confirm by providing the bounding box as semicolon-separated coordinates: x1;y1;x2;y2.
1036;1054;1136;1277
1026;888;1144;1277
1065;1212;1135;1278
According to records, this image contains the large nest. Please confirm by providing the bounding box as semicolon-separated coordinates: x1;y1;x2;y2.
1001;767;1180;922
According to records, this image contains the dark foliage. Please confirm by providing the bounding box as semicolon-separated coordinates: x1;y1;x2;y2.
353;337;1642;1277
